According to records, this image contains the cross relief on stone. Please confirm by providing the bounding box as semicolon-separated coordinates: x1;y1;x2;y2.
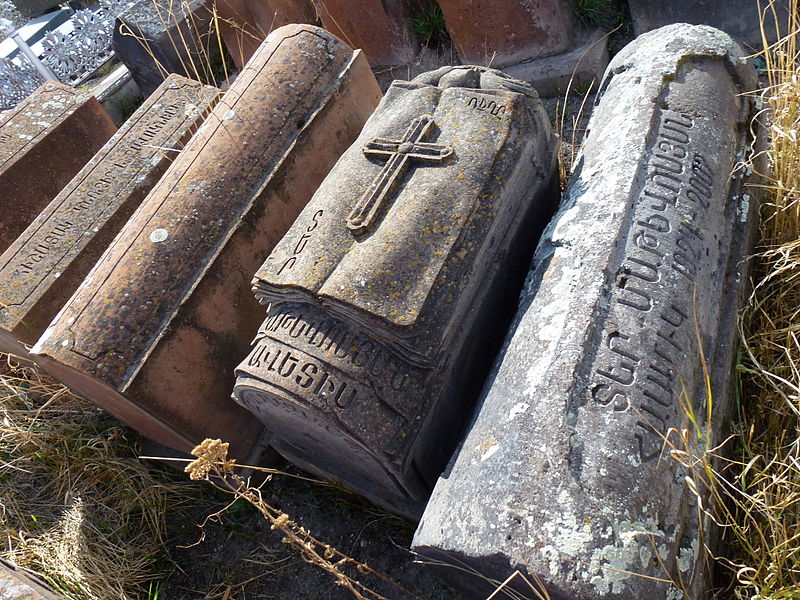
347;114;454;236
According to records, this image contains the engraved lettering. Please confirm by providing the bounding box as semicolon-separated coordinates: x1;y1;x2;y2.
607;331;641;362
295;362;318;388
277;209;325;273
467;96;507;116
588;109;715;462
16;219;75;275
597;362;636;386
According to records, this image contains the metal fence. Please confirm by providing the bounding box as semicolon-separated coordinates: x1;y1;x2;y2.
0;0;130;110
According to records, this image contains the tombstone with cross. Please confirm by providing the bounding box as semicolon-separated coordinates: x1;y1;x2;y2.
234;66;560;517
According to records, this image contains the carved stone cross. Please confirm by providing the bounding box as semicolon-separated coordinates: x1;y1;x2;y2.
347;114;453;236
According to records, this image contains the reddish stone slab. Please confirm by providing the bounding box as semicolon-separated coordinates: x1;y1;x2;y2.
0;75;220;359
312;0;417;66
0;82;116;255
32;25;382;462
215;0;316;68
438;0;576;68
265;0;316;23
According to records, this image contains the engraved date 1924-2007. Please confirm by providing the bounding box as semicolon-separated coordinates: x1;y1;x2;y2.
589;109;726;462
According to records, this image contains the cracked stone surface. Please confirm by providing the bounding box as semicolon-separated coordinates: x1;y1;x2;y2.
412;23;763;600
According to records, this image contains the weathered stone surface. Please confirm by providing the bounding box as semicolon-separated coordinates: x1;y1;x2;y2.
312;0;417;67
413;24;762;599
234;65;559;517
0;75;220;358
0;81;116;255
438;0;575;68
112;0;213;97
0;559;61;599
31;25;382;462
214;0;316;68
264;0;315;24
629;0;789;49
503;27;609;98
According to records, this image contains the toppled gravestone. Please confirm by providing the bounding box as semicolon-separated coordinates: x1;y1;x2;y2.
437;0;575;67
0;559;61;599
436;0;608;98
0;74;220;358
112;0;213;97
215;0;316;68
413;24;762;600
311;0;418;67
628;0;790;49
0;81;116;254
31;25;382;462
233;65;560;518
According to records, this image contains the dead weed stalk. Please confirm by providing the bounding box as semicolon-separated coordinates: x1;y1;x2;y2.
184;438;422;600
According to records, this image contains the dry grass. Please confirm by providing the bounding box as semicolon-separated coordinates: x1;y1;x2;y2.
0;356;196;599
695;0;800;596
116;0;241;90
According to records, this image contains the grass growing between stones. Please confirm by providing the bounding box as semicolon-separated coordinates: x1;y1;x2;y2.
116;0;237;89
686;1;800;596
183;439;425;600
0;355;446;599
0;357;198;599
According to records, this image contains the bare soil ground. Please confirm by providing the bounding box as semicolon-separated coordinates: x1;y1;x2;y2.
158;459;462;600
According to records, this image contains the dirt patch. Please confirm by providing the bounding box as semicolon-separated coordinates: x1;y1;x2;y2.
160;460;463;600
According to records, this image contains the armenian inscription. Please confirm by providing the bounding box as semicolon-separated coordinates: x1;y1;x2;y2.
236;66;560;517
31;25;383;463
588;109;716;462
412;24;762;600
0;81;116;254
0;75;220;357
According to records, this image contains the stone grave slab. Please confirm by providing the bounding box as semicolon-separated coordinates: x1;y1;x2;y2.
263;0;315;24
234;65;560;517
436;0;607;97
31;25;382;463
503;27;610;98
112;0;213;97
0;74;220;358
10;0;61;19
215;0;316;68
412;24;762;600
437;0;575;68
628;0;789;49
311;0;417;67
0;81;116;255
